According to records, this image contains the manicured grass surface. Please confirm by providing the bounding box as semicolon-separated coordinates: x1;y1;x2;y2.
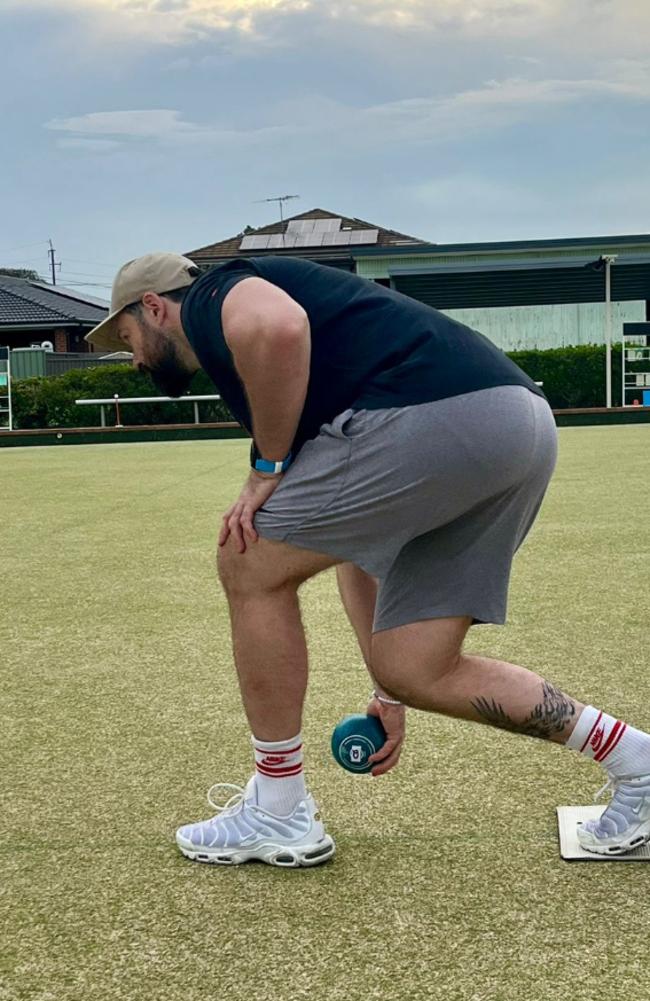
3;428;650;1001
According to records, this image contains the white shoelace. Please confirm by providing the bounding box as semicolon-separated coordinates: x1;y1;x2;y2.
593;773;642;803
207;782;246;816
594;776;615;802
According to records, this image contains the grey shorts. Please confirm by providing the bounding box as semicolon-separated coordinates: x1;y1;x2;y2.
254;386;558;632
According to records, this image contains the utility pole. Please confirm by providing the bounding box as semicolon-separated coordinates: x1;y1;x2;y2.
601;255;618;408
48;239;61;285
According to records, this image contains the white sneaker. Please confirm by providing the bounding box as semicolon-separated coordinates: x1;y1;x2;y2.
176;776;336;867
577;773;650;855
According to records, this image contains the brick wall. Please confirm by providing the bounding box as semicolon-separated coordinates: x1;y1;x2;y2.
54;329;69;352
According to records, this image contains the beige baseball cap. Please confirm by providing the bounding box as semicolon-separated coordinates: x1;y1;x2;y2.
84;252;200;352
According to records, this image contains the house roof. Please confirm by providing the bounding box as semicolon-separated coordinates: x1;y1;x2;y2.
185;207;425;262
0;276;108;327
353;232;650;258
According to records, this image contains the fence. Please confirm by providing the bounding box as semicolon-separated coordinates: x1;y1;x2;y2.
46;352;130;377
75;394;224;427
11;348;131;380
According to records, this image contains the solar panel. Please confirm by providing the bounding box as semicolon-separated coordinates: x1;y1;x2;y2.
240;226;379;251
322;231;354;246
239;235;271;250
286;218;343;236
286;219;315;235
294;232;325;247
312;218;342;233
266;233;298;249
348;229;379;245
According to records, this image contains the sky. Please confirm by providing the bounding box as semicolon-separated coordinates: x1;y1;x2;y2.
1;0;649;295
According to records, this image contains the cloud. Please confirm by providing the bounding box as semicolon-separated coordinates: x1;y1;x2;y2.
409;173;542;215
404;164;650;243
47;109;205;138
275;63;650;149
45;61;650;157
8;0;650;51
45;108;291;149
3;0;313;44
56;138;123;151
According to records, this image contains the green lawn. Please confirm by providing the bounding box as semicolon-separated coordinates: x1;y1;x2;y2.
3;427;650;1001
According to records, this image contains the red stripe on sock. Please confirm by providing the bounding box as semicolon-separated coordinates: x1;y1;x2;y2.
256;762;304;778
579;711;603;753
595;721;627;763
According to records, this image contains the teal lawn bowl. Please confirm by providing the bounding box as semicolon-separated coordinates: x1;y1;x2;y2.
331;714;387;774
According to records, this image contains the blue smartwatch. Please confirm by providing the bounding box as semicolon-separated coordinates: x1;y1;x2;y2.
251;443;292;474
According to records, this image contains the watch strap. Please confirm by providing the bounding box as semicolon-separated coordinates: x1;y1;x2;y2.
251;443;292;474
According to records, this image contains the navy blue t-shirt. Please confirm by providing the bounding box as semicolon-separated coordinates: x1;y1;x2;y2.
181;256;543;454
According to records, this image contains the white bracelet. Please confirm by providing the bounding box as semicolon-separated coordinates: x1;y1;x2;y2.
371;689;403;707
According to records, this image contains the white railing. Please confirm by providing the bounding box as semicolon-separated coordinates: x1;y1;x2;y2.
75;394;223;427
76;384;544;429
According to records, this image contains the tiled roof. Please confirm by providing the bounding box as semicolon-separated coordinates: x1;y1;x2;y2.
185;207;426;261
0;276;108;326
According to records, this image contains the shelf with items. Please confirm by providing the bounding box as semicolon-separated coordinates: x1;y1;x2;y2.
622;322;650;408
0;347;12;431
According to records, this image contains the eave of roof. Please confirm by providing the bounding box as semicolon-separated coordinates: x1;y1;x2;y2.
389;252;650;275
32;283;110;309
0;276;108;326
354;233;650;258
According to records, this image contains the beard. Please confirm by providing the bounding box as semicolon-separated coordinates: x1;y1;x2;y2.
138;322;195;398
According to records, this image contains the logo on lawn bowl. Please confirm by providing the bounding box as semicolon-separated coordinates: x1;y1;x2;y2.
330;714;387;774
339;734;376;771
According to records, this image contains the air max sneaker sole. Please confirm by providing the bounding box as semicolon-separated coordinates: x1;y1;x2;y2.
176;777;336;868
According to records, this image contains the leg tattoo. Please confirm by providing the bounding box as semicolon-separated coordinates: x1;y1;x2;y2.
471;682;577;740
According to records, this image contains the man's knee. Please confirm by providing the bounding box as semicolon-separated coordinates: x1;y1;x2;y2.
217;538;281;597
372;647;463;704
217;536;336;598
370;620;468;703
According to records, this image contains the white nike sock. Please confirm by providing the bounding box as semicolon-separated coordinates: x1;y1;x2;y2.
252;733;307;816
567;705;650;776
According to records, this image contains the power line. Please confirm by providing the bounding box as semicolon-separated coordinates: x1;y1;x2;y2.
0;239;48;256
0;255;115;275
63;256;118;271
0;256;51;266
59;270;117;280
60;281;111;289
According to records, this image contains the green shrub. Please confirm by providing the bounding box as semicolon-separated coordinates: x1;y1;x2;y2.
509;343;624;409
9;343;636;428
11;365;235;429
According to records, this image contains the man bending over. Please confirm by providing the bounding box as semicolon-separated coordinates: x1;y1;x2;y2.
86;252;650;865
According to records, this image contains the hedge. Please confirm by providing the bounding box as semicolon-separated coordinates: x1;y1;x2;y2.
508;343;624;409
10;365;234;429
8;343;638;429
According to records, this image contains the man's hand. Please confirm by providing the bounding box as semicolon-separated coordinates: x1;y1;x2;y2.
366;695;406;777
219;470;283;553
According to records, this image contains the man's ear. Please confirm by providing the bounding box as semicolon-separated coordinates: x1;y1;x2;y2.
141;292;165;322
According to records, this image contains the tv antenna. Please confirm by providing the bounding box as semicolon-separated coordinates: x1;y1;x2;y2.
254;194;300;227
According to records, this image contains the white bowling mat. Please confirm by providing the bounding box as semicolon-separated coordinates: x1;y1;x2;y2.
557;805;650;861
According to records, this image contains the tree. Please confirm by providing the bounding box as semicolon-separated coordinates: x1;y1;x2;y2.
0;268;42;281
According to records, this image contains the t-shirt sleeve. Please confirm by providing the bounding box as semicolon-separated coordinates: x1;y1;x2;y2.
181;259;265;436
208;258;261;316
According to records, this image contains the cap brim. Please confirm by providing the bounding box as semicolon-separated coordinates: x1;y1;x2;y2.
84;309;126;354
